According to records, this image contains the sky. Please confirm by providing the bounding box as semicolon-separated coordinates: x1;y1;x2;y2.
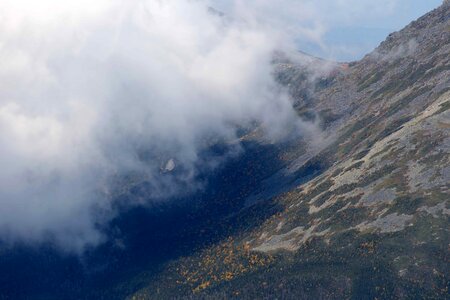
213;0;443;61
0;0;444;252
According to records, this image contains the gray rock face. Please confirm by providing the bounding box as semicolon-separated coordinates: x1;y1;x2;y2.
356;213;414;233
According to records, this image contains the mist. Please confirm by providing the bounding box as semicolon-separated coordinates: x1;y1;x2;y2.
0;0;323;252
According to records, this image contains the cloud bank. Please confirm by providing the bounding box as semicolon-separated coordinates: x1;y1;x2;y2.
1;0;428;251
0;0;316;251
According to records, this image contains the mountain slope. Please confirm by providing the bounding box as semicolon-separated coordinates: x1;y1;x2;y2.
0;3;448;300
129;3;450;299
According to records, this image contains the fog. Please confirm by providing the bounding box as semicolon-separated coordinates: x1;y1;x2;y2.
0;0;321;251
1;0;423;252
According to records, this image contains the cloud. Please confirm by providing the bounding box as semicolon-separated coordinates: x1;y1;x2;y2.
2;0;428;252
0;0;319;252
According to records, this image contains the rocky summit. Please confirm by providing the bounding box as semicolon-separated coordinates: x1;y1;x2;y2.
1;3;449;300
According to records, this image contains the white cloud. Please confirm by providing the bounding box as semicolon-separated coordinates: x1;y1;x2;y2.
2;0;429;252
0;0;318;252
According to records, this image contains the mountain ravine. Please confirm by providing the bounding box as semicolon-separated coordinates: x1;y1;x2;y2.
1;2;449;300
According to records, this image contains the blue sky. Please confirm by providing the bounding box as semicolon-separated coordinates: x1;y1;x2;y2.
213;0;443;61
314;0;443;61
